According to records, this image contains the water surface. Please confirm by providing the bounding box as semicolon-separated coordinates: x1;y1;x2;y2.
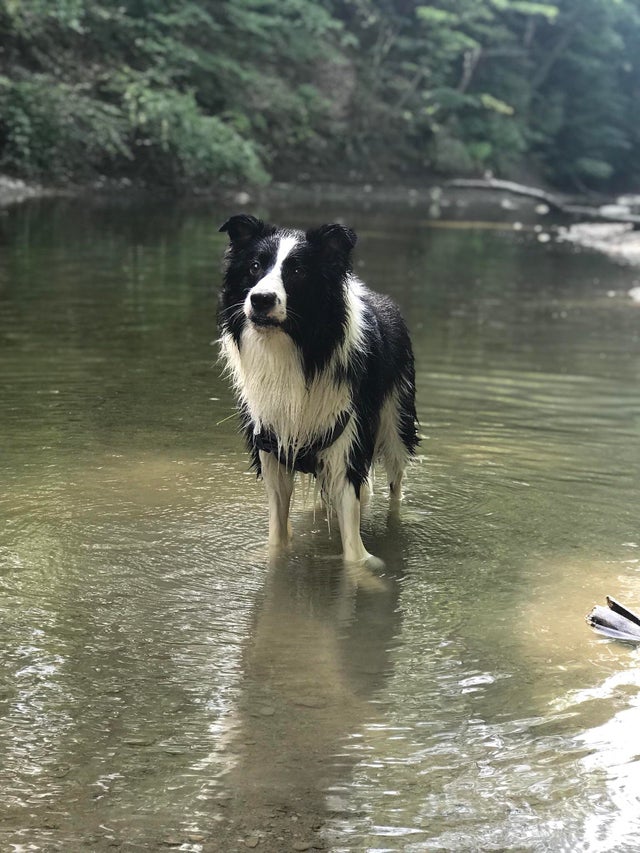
2;196;640;851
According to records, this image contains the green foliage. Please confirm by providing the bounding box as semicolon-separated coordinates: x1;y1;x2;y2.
0;77;129;179
491;0;558;19
0;0;639;190
0;0;337;186
528;0;640;189
117;75;268;186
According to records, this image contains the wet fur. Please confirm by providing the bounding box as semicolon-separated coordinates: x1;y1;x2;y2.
218;214;418;564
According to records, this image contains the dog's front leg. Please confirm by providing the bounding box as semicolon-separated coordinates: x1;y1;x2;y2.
336;480;376;566
260;451;294;548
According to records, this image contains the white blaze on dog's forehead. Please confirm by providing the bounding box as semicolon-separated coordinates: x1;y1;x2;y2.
245;234;299;320
257;236;299;289
270;234;299;278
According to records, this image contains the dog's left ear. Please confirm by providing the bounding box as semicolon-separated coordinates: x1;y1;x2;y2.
306;223;357;259
219;214;266;247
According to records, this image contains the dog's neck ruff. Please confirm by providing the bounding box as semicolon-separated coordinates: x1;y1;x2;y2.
253;410;351;474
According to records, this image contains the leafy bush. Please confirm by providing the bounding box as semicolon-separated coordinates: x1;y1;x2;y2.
0;0;639;190
0;74;267;186
118;79;268;186
0;77;129;179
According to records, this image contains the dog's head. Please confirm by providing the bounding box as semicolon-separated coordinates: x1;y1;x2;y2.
218;214;357;341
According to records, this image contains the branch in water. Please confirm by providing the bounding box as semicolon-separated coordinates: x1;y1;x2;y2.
446;178;640;229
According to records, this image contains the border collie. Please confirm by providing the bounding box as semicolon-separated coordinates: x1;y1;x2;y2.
218;214;418;565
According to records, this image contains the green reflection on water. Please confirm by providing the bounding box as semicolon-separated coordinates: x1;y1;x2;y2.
2;198;640;851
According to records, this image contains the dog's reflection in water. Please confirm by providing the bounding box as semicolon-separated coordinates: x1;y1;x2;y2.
215;516;405;849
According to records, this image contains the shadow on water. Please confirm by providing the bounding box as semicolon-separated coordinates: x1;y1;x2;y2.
0;435;410;850
213;509;407;852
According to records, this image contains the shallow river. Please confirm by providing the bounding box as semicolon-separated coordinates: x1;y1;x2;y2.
2;194;640;852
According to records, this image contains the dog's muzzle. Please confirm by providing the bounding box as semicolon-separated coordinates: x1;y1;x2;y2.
246;289;285;326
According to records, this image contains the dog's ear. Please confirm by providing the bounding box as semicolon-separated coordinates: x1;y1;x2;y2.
219;214;266;247
306;223;357;259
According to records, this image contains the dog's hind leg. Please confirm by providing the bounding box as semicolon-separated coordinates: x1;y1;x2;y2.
380;384;418;501
377;394;408;500
389;469;404;502
384;439;406;501
260;451;294;549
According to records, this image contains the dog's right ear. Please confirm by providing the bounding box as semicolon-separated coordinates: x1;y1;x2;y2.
306;223;357;257
219;214;266;247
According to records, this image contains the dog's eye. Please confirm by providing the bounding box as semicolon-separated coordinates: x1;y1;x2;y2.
249;261;261;276
292;267;305;278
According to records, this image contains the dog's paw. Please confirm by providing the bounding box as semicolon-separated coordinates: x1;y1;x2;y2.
364;552;385;572
343;554;387;592
343;551;385;572
267;538;292;554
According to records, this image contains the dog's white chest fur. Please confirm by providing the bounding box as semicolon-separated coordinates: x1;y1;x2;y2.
221;326;350;449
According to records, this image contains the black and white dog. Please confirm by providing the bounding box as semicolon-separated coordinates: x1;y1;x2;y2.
218;214;418;565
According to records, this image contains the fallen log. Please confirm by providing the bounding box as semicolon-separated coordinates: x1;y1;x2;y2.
586;596;640;642
446;178;640;229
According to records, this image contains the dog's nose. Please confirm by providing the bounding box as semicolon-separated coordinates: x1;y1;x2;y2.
250;291;277;312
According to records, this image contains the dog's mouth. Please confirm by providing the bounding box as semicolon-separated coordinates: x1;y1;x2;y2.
250;313;283;328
